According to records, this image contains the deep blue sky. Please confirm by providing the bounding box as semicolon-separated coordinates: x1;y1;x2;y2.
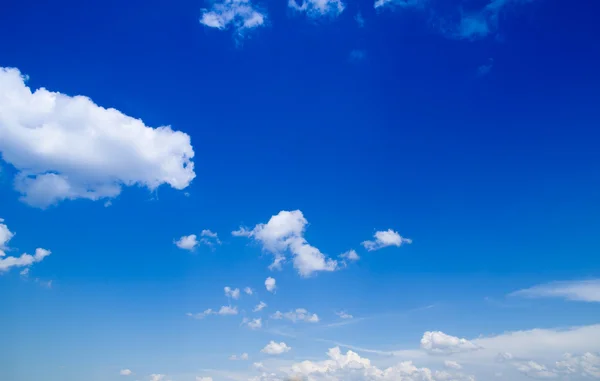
1;0;600;380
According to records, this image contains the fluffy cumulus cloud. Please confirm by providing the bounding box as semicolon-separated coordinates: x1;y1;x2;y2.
119;369;133;376
511;279;600;303
0;67;195;208
233;210;339;276
225;286;241;299
200;0;266;34
271;308;319;323
0;219;52;273
261;341;291;355
420;331;480;355
218;305;238;315
361;229;412;252
288;0;345;17
265;277;276;292
174;234;199;251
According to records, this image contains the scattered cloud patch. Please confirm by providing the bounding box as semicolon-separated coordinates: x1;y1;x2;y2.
272;308;319;323
0;219;51;273
0;67;195;208
420;331;480;355
339;249;359;262
245;317;263;330
186;309;215;319
374;0;427;10
361;229;412;251
119;369;133;376
511;280;600;303
355;12;365;27
229;353;249;360
254;301;267;312
218;305;238;315
288;0;345;17
444;361;462;370
200;229;222;248
244;287;253;295
174;234;199;251
196;378;213;381
335;311;353;319
200;0;266;35
233;210;339;276
261;341;291;355
349;49;367;62
265;277;276;292
225;286;241;300
477;58;494;76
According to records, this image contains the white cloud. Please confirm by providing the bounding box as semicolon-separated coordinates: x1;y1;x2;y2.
511;279;600;303
420;331;480;355
0;67;195;208
225;286;241;300
261;341;291;355
186;309;215;319
288;0;345;17
233;210;339;276
336;311;353;319
361;229;412;251
265;277;277;292
119;369;133;376
200;0;266;35
244;287;253;295
174;234;199;251
0;219;52;273
355;12;365;27
196;377;213;381
218;305;238;315
247;318;263;330
374;0;426;10
448;0;535;41
339;249;360;262
444;361;462;370
254;301;267;312
272;308;319;323
150;375;169;381
200;229;222;248
229;353;250;360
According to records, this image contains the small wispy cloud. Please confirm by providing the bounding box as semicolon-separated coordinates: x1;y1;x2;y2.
361;229;412;251
289;0;345;18
477;58;494;76
510;279;600;303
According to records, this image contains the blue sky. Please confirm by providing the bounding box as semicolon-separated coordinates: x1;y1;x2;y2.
1;0;600;380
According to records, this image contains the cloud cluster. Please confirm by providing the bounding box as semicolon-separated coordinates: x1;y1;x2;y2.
225;286;241;299
186;305;238;319
0;219;52;273
233;210;339;276
0;67;195;208
200;0;265;34
288;0;345;17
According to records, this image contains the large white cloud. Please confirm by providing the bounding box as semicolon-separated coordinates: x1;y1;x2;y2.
0;67;195;208
511;279;600;303
200;0;266;34
0;218;51;273
233;210;339;276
